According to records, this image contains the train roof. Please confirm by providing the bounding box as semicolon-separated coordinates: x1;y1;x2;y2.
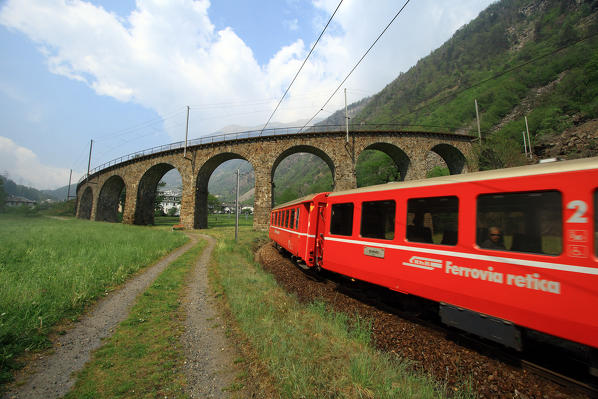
272;192;330;210
329;156;598;198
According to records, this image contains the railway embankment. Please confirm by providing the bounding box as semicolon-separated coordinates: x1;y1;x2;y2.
256;242;592;398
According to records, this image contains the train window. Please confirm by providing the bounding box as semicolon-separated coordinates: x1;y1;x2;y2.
361;200;395;240
406;196;458;245
284;210;288;228
330;203;354;236
477;190;562;255
290;209;295;229
295;207;300;229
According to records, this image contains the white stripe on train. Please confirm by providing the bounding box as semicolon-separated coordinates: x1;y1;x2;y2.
271;226;315;238
324;236;598;276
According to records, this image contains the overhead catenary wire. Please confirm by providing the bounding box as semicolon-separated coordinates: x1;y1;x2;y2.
299;0;412;133
92;107;188;142
70;146;93;177
260;0;345;135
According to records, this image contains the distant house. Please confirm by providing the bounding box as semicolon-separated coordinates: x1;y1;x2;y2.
160;189;181;216
5;195;36;208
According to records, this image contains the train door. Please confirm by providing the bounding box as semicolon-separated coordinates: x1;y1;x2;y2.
314;202;327;267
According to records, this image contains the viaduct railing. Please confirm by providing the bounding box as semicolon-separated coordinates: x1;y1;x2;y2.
79;123;467;185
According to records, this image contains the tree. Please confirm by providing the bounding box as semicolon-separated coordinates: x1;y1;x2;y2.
475;135;527;171
154;181;166;213
119;188;126;217
208;193;221;213
0;178;5;212
427;166;450;178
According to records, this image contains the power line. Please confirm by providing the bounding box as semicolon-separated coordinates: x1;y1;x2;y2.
299;0;412;132
92;107;187;142
188;98;277;110
260;0;345;134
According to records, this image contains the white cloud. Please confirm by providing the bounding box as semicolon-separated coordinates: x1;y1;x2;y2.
0;137;81;189
0;0;494;137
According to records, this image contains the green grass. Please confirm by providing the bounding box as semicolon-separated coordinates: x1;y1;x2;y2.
207;227;474;398
153;214;254;228
65;238;206;399
152;216;181;226
207;213;253;228
0;214;188;383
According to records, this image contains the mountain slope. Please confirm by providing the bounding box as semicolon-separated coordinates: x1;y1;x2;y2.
1;176;60;202
350;0;598;167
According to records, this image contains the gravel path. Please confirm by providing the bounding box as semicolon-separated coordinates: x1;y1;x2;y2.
2;236;198;399
181;234;240;398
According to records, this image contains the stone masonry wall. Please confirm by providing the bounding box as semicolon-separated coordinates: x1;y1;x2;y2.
76;131;475;230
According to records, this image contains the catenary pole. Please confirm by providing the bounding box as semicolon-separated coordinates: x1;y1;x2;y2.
525;116;532;159
183;106;190;158
66;169;72;201
345;88;349;143
87;139;93;179
475;99;481;142
235;169;240;242
522;131;528;158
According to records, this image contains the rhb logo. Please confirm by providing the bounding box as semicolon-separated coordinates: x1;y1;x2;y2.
402;256;443;271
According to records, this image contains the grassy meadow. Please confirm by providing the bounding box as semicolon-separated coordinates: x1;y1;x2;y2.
207;227;474;398
0;214;188;383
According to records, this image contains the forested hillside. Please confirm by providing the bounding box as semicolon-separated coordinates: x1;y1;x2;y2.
0;176;59;202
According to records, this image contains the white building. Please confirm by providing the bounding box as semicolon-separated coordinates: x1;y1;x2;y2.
5;195;36;208
160;189;181;216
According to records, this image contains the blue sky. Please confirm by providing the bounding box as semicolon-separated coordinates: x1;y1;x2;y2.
0;0;494;189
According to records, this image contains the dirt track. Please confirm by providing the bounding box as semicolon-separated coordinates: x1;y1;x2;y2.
181;234;240;398
2;234;241;399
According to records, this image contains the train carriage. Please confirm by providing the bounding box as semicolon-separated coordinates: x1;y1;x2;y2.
269;192;329;267
270;157;598;367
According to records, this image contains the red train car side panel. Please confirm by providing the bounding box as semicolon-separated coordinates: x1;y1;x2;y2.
269;193;329;266
320;159;598;349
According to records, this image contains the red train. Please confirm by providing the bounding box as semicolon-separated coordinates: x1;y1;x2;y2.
269;157;598;372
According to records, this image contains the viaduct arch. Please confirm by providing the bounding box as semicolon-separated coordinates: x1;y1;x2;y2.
76;130;477;230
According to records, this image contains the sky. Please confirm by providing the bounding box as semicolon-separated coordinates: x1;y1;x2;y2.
0;0;495;190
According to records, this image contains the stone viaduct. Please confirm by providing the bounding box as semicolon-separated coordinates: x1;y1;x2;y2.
76;129;477;230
